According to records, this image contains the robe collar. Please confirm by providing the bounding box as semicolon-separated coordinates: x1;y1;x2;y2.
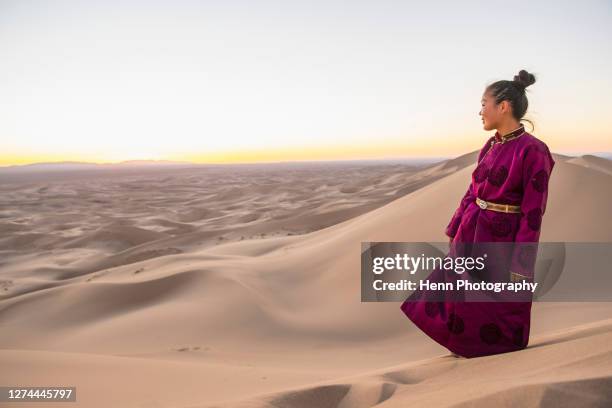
494;125;525;143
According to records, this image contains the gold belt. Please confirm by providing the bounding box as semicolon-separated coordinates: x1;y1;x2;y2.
475;197;521;213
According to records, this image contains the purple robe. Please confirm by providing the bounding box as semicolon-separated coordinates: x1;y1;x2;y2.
400;126;555;358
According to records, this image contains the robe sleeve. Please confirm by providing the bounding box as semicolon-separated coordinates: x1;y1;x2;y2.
509;143;555;282
445;138;493;239
445;183;475;239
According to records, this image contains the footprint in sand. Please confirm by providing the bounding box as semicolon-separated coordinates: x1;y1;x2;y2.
174;345;205;352
0;280;13;291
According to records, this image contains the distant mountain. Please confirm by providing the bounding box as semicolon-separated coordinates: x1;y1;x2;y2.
591;152;612;161
114;160;196;166
0;157;449;174
0;160;198;173
567;154;612;176
556;152;612;161
1;153;608;175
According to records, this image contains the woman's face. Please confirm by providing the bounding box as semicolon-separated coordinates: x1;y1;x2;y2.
479;90;505;131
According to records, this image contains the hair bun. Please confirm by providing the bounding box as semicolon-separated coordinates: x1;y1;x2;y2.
513;69;536;90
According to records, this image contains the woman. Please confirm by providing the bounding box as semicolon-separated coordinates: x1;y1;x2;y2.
399;70;555;358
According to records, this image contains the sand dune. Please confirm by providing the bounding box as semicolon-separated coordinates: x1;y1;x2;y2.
1;152;611;407
567;154;612;176
197;318;612;408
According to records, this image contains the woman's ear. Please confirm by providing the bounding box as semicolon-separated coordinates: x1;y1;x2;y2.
499;100;511;114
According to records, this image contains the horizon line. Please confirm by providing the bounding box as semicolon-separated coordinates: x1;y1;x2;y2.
1;149;611;169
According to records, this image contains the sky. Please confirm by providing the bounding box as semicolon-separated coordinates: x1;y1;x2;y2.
0;0;611;165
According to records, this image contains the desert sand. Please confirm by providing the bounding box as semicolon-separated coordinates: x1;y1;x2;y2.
0;152;611;407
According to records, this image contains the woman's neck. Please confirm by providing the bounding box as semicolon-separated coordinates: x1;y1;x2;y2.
496;121;522;138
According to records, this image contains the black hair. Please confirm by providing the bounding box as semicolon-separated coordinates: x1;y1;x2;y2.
486;69;537;131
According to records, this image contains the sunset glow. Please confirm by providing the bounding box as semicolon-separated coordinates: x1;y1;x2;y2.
1;0;610;166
